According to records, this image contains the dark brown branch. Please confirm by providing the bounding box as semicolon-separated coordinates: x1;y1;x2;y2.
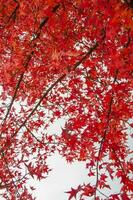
6;0;20;25
11;43;98;139
124;29;131;48
24;125;58;146
109;146;126;174
0;42;99;153
94;28;131;195
12;74;66;138
1;152;20;197
0;41;98;153
73;43;98;71
1;4;61;131
124;0;133;8
0;172;28;190
52;4;60;12
25;125;42;144
98;69;119;151
97;188;109;199
2;73;24;125
94;69;119;199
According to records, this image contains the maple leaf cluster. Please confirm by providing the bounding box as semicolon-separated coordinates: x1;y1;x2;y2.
0;0;133;199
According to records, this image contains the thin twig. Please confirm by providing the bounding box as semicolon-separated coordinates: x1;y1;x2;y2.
94;69;119;199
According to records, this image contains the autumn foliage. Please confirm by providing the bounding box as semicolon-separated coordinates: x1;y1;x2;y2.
0;0;133;199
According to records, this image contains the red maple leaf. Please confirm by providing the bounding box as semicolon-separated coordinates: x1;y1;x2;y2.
66;186;81;200
0;0;132;199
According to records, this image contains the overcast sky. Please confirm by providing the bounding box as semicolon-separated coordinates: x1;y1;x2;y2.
29;154;90;200
0;105;132;200
28;118;133;200
28;118;128;200
28;118;90;200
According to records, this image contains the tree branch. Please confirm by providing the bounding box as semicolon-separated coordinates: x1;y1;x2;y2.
94;69;119;199
5;0;20;25
0;42;99;156
1;4;61;133
124;0;133;8
11;43;98;139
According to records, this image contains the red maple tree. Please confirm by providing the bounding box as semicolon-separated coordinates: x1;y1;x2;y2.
0;0;133;199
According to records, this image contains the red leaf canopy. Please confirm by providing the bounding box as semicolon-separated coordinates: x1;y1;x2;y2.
0;0;132;199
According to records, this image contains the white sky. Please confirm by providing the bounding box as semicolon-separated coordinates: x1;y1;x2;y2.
0;96;132;200
29;154;89;200
29;153;123;200
28;118;130;200
28;119;133;200
28;118;90;200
